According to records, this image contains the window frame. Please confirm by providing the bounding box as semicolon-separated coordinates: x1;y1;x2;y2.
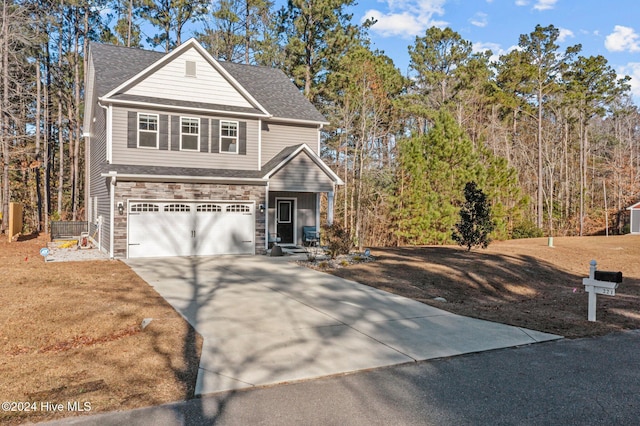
137;113;159;149
180;116;200;151
219;120;239;154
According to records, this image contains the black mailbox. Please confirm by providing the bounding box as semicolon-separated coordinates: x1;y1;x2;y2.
594;270;623;283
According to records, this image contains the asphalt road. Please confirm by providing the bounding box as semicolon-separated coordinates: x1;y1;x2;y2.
51;329;640;426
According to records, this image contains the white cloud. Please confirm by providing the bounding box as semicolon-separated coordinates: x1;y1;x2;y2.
362;0;448;38
469;12;488;28
515;0;557;10
605;25;640;53
533;0;558;11
558;28;574;42
473;42;518;63
619;63;640;100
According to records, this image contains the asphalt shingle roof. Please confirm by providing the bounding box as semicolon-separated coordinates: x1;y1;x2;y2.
104;144;311;180
89;42;326;123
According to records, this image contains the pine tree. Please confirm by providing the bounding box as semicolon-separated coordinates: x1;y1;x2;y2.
453;182;495;251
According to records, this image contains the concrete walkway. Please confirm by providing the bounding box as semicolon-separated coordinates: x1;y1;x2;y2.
125;255;561;396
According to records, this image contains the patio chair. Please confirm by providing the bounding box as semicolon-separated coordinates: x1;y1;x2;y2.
302;226;320;247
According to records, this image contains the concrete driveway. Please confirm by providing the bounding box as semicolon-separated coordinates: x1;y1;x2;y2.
125;255;561;396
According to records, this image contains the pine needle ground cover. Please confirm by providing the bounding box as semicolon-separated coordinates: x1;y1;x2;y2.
0;235;202;425
332;236;640;338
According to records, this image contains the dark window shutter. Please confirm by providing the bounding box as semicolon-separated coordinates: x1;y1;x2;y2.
171;115;180;151
239;121;247;155
127;111;137;148
211;119;219;153
159;115;168;150
200;118;209;153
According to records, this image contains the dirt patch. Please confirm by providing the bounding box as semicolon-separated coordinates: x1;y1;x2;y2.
0;235;202;425
329;236;640;338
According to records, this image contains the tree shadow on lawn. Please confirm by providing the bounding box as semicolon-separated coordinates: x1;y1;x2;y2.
331;246;640;338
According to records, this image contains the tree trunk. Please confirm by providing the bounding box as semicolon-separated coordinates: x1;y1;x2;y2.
57;7;64;217
35;55;43;231
1;0;9;233
537;85;543;229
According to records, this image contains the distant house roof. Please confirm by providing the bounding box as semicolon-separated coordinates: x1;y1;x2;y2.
89;41;327;124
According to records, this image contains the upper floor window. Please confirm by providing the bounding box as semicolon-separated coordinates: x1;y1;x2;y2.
181;117;199;151
220;120;238;153
138;113;158;148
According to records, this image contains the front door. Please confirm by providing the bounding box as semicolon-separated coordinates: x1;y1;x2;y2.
276;199;295;245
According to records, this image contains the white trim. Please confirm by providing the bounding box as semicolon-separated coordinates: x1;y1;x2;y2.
258;119;262;169
101;97;270;119
265;182;269;251
108;173;116;258
179;116;200;151
316;193;321;230
626;202;640;210
262;143;344;185
327;189;335;225
266;116;329;126
106;104;113;162
137;112;159;149
275;197;297;245
100;172;266;185
102;39;270;116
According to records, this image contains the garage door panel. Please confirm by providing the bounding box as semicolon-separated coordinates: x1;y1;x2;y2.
129;210;193;257
128;201;254;258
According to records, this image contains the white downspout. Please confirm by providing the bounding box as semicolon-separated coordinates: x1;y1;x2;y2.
109;173;116;258
264;182;269;252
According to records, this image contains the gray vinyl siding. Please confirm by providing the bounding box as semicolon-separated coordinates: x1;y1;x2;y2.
89;100;110;254
261;122;318;166
268;191;316;246
125;47;254;109
269;153;334;192
632;209;640;233
111;106;259;170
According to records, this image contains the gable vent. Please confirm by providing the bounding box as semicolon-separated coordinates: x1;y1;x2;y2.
185;60;196;77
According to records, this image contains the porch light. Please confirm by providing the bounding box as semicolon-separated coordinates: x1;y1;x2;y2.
117;202;124;216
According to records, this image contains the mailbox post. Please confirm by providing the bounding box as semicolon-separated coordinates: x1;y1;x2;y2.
582;260;622;322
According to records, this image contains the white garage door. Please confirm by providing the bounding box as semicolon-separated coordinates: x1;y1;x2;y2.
128;201;255;258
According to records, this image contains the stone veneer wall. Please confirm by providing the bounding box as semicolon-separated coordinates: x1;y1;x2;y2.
113;181;267;258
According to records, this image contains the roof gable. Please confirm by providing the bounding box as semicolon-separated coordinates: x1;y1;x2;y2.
89;39;327;124
123;44;258;110
262;144;343;185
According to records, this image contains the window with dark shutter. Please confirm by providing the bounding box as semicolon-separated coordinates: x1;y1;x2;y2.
180;117;199;151
138;113;159;148
220;120;238;153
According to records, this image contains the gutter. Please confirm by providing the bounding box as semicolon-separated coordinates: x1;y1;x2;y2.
99;97;271;120
100;172;267;185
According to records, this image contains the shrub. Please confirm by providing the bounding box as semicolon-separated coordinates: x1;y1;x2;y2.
452;182;495;251
322;222;353;259
511;220;543;239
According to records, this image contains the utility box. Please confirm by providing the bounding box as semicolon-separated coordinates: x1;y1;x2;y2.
8;202;23;242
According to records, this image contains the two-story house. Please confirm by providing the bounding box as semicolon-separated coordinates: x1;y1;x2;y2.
84;39;342;259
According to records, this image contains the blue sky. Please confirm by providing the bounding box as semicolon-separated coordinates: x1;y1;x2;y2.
123;0;639;103
273;0;640;103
